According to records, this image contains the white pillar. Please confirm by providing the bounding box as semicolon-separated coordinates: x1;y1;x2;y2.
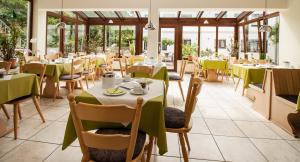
146;7;159;59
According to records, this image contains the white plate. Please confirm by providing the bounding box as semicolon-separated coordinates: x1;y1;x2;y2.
103;90;127;96
129;89;146;95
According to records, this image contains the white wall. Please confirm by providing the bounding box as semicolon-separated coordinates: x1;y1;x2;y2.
279;0;300;68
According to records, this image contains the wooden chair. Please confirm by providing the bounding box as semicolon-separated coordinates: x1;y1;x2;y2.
270;69;300;137
126;66;153;78
21;63;46;95
192;57;203;77
119;56;129;77
24;55;41;63
147;74;202;162
101;53;114;72
168;60;187;101
68;95;146;162
1;105;10;119
45;53;59;61
83;58;97;89
58;59;85;95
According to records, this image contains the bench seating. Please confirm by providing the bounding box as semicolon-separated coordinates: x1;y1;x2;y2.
271;69;300;137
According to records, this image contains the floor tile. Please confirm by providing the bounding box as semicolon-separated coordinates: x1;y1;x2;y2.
265;122;298;140
0;141;58;162
235;121;281;139
0;137;24;158
32;107;69;121
205;119;245;137
191;117;210;134
30;121;67;144
150;155;181;162
251;138;300;162
188;134;223;161
215;136;267;162
200;107;230;120
44;146;82;162
287;140;300;153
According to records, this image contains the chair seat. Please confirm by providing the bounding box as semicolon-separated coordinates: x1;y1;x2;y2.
164;107;185;129
168;73;181;80
83;70;92;75
59;74;81;80
278;95;298;104
89;128;146;162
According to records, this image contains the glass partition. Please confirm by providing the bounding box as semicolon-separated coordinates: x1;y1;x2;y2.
105;25;120;55
200;27;216;57
64;22;76;54
218;27;234;57
120;26;136;56
182;26;198;58
78;24;86;52
89;25;104;53
46;16;60;54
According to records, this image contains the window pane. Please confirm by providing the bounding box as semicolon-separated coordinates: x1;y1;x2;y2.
266;17;280;64
47;16;60;54
223;12;242;18
120;11;137;18
218;27;234;57
105;25;120;54
143;28;148;53
180;11;198;18
63;11;76;18
139;11;148;17
182;27;198;58
64;22;76;54
78;25;86;52
89;25;104;53
202;11;220;18
200;27;216;57
83;11;98;18
248;22;259;53
121;26;136;55
101;11;118;18
160;11;177;18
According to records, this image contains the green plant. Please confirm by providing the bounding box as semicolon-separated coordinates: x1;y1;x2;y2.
182;44;197;57
259;52;266;60
200;48;213;57
228;39;239;58
162;39;174;48
269;22;279;45
129;42;135;55
0;24;22;61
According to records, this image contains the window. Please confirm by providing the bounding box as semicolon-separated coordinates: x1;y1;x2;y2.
46;16;60;54
89;25;104;53
266;17;280;64
78;24;86;52
142;28;148;53
64;21;76;54
200;27;216;57
182;27;198;57
120;26;136;55
248;22;259;53
105;25;120;54
218;27;234;56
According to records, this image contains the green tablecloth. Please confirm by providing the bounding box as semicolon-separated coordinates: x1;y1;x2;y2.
62;91;167;155
129;56;145;65
200;60;228;71
44;63;71;82
232;64;266;88
132;66;169;90
0;73;40;104
95;57;106;67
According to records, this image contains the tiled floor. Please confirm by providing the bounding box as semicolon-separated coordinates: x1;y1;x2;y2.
1;74;300;162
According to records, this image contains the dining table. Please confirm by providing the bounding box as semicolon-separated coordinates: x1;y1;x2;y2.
231;64;266;95
62;78;168;155
0;73;40;137
297;92;300;111
200;59;228;82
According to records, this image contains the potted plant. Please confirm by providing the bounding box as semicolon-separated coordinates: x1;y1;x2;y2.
182;44;197;61
0;24;22;69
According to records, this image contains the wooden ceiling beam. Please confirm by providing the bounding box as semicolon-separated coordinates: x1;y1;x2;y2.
196;11;204;20
114;11;124;20
135;11;141;20
73;11;88;21
236;11;253;22
177;11;181;20
94;11;106;21
239;12;279;26
216;11;227;21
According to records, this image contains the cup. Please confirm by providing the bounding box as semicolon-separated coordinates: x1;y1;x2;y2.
133;84;144;94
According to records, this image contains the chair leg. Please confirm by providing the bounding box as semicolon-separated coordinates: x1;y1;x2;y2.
32;96;45;123
85;77;89;89
92;74;95;85
235;78;241;91
141;153;146;162
178;81;185;101
146;136;154;162
79;80;84;90
184;133;191;151
67;82;72;94
13;104;19;139
1;104;10;119
17;104;22;120
179;133;189;162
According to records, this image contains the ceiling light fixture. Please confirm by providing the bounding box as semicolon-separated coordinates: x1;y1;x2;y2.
145;0;156;30
259;0;272;33
204;19;209;24
56;0;66;31
108;19;114;24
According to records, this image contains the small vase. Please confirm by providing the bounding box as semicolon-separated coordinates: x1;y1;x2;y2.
188;55;193;61
9;58;17;69
3;61;12;74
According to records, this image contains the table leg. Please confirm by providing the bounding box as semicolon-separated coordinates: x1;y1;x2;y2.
207;69;219;82
43;76;63;99
235;78;241;91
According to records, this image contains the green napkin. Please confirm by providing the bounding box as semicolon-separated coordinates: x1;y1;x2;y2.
105;88;125;94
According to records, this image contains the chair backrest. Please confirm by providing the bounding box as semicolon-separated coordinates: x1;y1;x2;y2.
45;53;59;61
119;56;129;77
88;57;97;73
184;74;203;128
179;60;187;79
272;69;300;96
21;63;46;88
71;58;84;77
24;55;41;63
68;95;144;162
127;66;153;78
